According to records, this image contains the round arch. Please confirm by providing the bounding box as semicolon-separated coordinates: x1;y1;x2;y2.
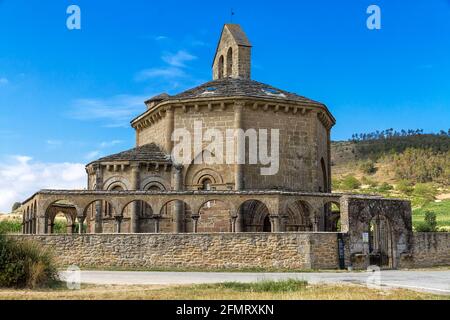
237;199;272;232
158;199;193;233
44;200;78;234
140;176;170;191
283;199;314;231
196;199;234;233
369;214;395;268
103;176;131;191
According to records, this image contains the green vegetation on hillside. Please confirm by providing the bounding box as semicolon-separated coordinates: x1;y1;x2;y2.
350;129;450;158
332;129;450;232
413;200;450;232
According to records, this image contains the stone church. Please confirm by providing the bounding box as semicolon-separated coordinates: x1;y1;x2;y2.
80;23;335;234
21;24;445;271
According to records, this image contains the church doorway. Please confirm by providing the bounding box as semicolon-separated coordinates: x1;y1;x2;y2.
369;215;394;268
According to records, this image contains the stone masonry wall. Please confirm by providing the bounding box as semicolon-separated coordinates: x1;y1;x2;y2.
400;232;450;268
10;233;341;270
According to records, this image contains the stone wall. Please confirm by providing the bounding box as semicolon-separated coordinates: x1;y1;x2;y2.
137;113;169;150
400;232;450;268
10;233;341;270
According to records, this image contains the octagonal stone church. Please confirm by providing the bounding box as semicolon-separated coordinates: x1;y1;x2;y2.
21;24;420;270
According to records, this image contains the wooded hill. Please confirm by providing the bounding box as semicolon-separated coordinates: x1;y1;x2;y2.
331;130;450;185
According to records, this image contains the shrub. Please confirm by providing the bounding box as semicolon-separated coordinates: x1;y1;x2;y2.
396;180;414;195
340;175;361;190
0;220;22;234
414;222;432;232
331;178;341;190
424;211;438;232
361;176;378;187
414;211;438;232
360;160;377;175
413;183;437;204
53;220;68;234
377;182;393;192
0;233;58;288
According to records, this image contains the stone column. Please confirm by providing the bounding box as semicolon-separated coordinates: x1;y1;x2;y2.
231;217;237;232
115;216;123;234
235;209;244;232
36;211;46;234
173;165;184;233
327;128;332;193
154;216;160;233
313;214;319;232
165;107;175;154
130;163;140;233
77;216;85;234
271;216;280;232
94;164;104;234
192;216;199;233
234;101;244;191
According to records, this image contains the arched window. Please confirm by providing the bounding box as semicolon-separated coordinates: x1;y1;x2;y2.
218;55;224;79
201;178;212;208
201;178;212;191
226;48;233;77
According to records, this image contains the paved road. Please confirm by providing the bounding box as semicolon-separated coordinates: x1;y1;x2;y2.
59;270;450;295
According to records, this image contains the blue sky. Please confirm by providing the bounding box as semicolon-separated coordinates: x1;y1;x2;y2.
0;1;449;210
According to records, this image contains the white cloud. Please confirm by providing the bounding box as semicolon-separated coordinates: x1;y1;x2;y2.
0;77;9;85
0;155;86;212
100;140;123;148
162;50;197;67
135;66;186;81
67;94;149;127
46;139;62;146
155;35;168;41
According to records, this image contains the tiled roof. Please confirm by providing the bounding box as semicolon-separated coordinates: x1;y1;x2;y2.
165;78;324;106
145;93;170;103
93;143;172;164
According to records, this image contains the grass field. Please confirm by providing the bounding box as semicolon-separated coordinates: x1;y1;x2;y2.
413;199;450;231
0;280;447;300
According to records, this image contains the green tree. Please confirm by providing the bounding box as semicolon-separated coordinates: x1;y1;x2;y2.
11;202;21;212
340;175;361;190
360;160;376;175
424;211;437;232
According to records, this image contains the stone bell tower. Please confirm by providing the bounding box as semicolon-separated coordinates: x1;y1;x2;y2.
212;24;252;80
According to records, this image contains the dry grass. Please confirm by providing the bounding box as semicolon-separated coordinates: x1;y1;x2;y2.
0;282;447;300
